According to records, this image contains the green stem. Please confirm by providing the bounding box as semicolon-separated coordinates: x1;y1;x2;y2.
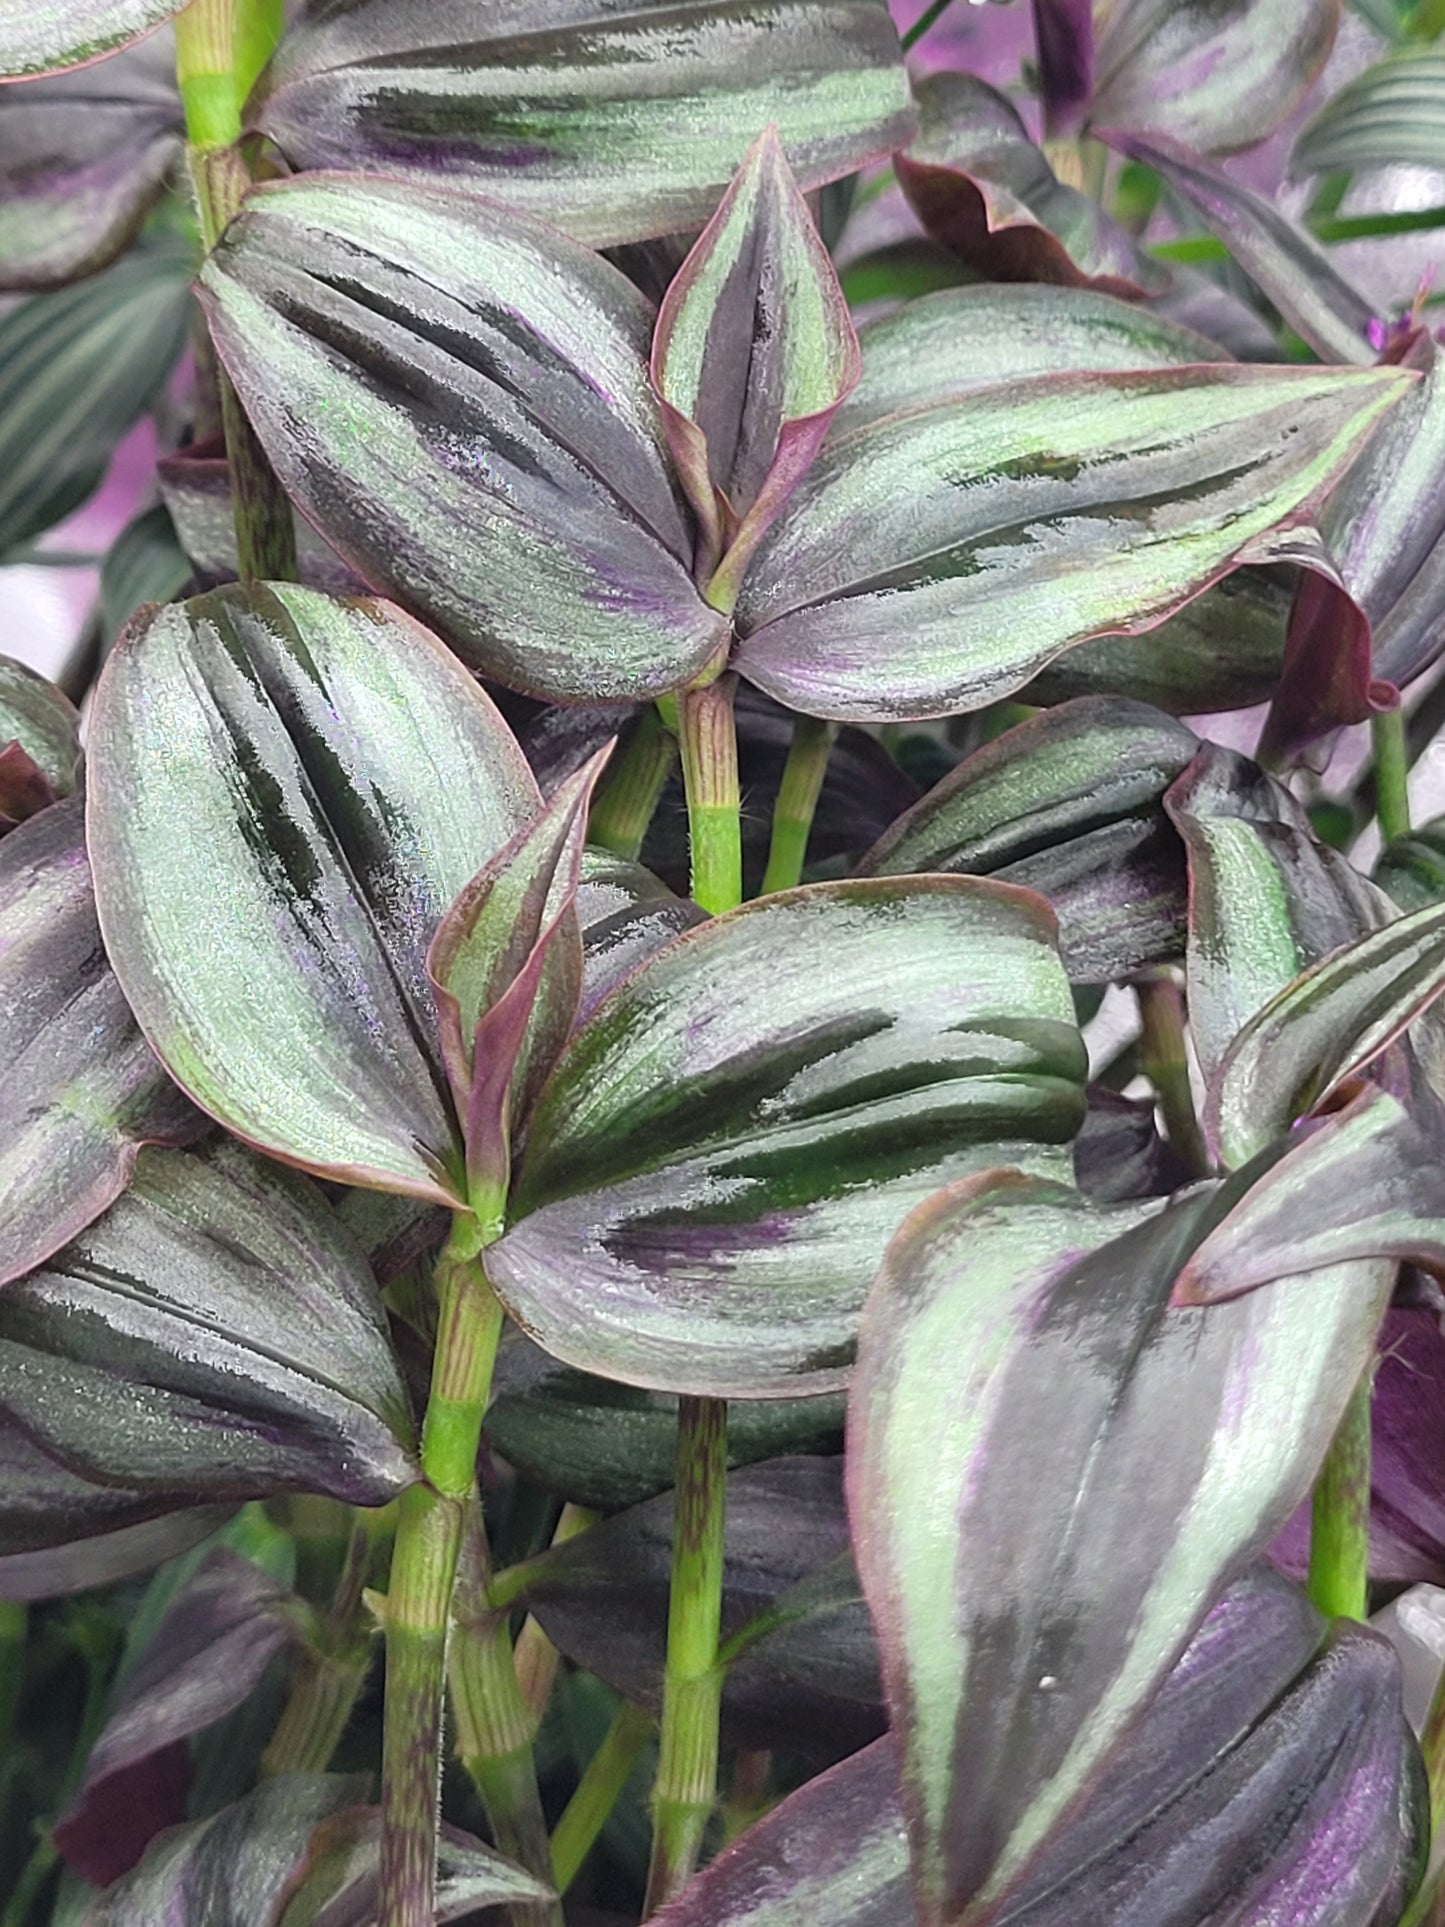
174;0;240;151
0;1603;26;1766
1308;1367;1374;1623
262;1525;374;1776
1136;974;1210;1177
379;1219;507;1927
644;1396;729;1914
233;0;284;102
1372;706;1412;847
449;1501;561;1927
678;677;742;916
588;709;678;862
761;716;836;895
901;0;955;52
514;1504;598;1725
551;1700;654;1894
176;0;297;584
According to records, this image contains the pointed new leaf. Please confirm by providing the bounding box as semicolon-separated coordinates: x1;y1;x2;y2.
0;1139;417;1506
0;652;79;829
88;584;542;1203
487;1332;844;1512
246;1;914;251
858;698;1197;982
427;748;610;1210
1208;898;1445;1168
1165;744;1395;1083
897;73;1166;298
0;0;180;78
0;30;181;288
834;283;1224;440
0;240;189;559
652;1592;1425;1927
1107;132;1375;366
56;1551;296;1869
0;795;201;1287
199;175;728;704
848;1155;1396;1922
490;878;1085;1397
1294;46;1445;177
652;126;860;592
1090;0;1340;155
733;364;1409;722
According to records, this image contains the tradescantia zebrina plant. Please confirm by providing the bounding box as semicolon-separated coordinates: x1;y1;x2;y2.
14;1;1445;1925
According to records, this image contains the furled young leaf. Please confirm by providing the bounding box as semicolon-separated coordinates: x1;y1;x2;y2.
858;698;1197;982
487;1333;845;1512
0;795;201;1287
897;73;1166;297
834;282;1224;439
652;1584;1424;1927
1107;132;1376;365
0;653;79;829
0;239;190;559
1090;0;1340;154
88;583;542;1203
246;1;914;250
0;0;180;79
1294;45;1445;176
652;125;859;592
55;1551;297;1874
848;1154;1397;1923
199;175;728;704
85;1774;366;1927
1206;898;1445;1167
1305;328;1445;694
489;878;1085;1398
517;1457;881;1760
428;749;609;1212
0;1139;418;1506
0;29;181;288
1024;568;1290;715
732;363;1409;722
273;1809;552;1927
1164;744;1393;1082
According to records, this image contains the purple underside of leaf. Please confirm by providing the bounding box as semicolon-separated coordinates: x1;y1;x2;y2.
1032;0;1094;137
897;72;1165;298
0;794;203;1288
